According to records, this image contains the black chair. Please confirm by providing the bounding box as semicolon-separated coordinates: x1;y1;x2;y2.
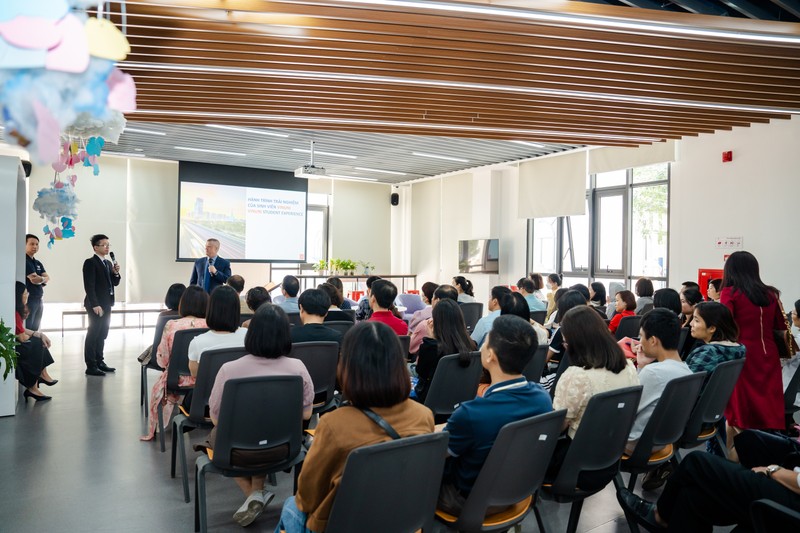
523;345;549;383
674;359;745;462
636;303;654;316
614;315;642;340
141;312;179;412
460;302;484;333
398;335;411;359
751;499;800;532
616;373;706;504
530;310;547;325
158;327;209;452
325;433;450;533
323;320;355;337
194;375;306;533
424;352;482;422
435;410;567;533
548;352;571;399
239;313;253;325
536;386;643;533
288;341;340;415
286;312;303;327
677;327;690;355
784;360;800;422
341;308;356;321
171;347;249;502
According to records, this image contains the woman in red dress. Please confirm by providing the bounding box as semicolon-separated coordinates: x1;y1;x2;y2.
720;251;786;458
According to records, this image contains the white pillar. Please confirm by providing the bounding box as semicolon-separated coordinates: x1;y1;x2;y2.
0;155;26;417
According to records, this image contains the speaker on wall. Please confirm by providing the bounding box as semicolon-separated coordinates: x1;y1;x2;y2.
391;192;399;206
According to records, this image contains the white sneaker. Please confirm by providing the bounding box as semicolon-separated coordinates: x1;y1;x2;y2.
233;491;266;527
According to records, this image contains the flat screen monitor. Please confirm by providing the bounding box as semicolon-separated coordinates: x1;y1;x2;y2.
177;162;308;262
458;239;499;274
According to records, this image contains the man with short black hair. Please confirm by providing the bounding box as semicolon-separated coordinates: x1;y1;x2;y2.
470;286;512;347
190;238;231;293
438;315;553;516
518;278;546;312
24;234;50;331
291;289;343;345
367;279;408;335
83;234;121;376
409;284;458;354
278;275;301;314
226;274;249;314
355;275;381;321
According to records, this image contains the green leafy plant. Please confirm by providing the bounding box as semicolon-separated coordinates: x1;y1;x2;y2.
0;319;18;380
340;259;357;274
358;260;375;274
312;259;328;272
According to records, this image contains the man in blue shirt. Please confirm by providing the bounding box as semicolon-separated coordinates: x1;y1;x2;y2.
470;286;511;347
518;278;546;312
439;314;553;515
278;275;301;314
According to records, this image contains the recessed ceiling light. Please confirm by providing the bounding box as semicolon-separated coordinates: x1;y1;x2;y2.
510;141;545;149
353;166;406;175
328;174;379;182
105;151;146;158
292;148;356;159
125;127;166;136
412;152;470;163
206;124;289;138
174;146;246;157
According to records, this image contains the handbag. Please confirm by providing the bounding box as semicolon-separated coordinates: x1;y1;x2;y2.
774;300;799;359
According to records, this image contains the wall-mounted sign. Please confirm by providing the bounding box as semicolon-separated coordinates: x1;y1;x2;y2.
715;237;743;249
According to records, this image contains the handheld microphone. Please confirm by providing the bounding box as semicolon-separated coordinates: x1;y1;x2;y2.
110;251;118;265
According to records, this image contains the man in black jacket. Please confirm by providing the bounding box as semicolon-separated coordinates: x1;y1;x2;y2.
82;234;121;376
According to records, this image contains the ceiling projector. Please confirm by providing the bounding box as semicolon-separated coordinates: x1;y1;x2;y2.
295;164;326;178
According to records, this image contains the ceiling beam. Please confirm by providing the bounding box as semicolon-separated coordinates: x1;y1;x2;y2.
669;0;730;16
768;0;800;18
717;0;779;19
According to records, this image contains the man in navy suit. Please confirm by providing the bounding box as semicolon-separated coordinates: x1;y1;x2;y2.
189;238;231;293
82;234;121;376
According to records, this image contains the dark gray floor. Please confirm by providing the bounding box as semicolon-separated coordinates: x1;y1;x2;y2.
0;328;710;532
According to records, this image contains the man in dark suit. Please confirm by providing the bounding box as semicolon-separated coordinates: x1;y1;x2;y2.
290;288;343;345
189;238;231;293
83;234;121;376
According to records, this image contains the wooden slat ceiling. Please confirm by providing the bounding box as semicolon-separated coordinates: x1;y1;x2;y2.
104;0;800;180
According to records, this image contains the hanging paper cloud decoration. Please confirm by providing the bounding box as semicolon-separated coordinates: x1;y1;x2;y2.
33;185;80;224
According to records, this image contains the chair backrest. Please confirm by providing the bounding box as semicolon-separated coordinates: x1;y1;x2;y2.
530;310;547;325
398;335;411;357
423;352;482;417
166;328;210;391
286;312;303;327
552;386;643;495
324;320;355;336
626;372;706;466
190;347;249;421
549;351;571;399
459;302;484;332
326;433;450;533
523;344;549;382
239;313;253;325
288;342;340;406
677;327;690;355
784;361;800;411
457;410;567;530
148;313;180;370
614;315;642;340
397;293;426;315
341;308;356;321
212;375;304;471
637;303;654;316
680;359;745;447
751;499;800;533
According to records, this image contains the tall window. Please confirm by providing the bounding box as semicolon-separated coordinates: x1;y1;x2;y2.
527;163;669;293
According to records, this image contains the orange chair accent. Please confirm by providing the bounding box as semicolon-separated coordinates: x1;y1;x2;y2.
179;405;189;417
435;495;533;527
622;443;673;464
697;427;717;439
206;448;214;461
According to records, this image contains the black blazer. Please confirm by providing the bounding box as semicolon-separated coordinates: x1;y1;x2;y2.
83;255;121;310
189;256;231;293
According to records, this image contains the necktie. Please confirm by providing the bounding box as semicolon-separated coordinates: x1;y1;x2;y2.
104;259;114;296
204;258;214;292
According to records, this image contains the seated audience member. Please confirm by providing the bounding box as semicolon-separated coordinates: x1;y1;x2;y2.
570;283;591;303
438;315;553;516
276;321;434;532
188;285;247;377
138;283;187;363
635;278;655;315
707;278;722;302
653;287;682;316
470;286;512;347
410;284;459;354
355;275;381;321
278;275;301;314
453;276;476;303
242;287;271;328
681;280;701;293
142;286;208;441
547;306;639;489
207;304;314;527
14;282;56;401
627;309;692;453
518;278;546;312
589;282;607;316
317;283;354;323
529;273;547;300
545;287;569;329
291;288;343;345
618;447;800;533
501;292;548;345
606;281;625;320
609;290;636;334
326;276;352;310
226;274;249;314
545;273;562;322
686;302;745;381
782;299;800;407
408;281;438;331
680;287;704;328
367;279;408;335
547;289;587;364
414;299;477;402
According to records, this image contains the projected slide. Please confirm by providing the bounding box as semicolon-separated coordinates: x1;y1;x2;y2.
179;182;307;261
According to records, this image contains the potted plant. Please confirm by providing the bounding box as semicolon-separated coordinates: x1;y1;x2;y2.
359;261;375;275
0;319;18;380
329;258;342;275
340;259;356;276
312;259;328;275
